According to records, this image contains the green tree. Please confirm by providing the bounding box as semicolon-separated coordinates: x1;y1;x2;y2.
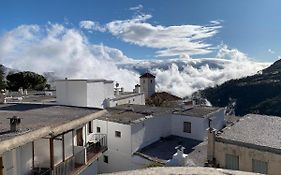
6;71;47;91
0;65;6;90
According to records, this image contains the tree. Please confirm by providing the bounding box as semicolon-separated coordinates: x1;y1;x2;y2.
0;65;6;90
6;71;47;91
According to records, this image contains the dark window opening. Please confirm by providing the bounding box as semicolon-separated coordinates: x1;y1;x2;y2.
183;122;191;133
115;131;121;138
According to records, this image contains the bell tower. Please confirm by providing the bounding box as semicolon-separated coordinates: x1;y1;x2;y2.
140;73;155;98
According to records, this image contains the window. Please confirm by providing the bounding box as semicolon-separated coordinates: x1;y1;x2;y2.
88;121;93;133
103;155;108;163
115;131;121;138
225;154;239;170
150;80;153;83
133;98;135;102
252;159;268;174
97;127;101;133
128;100;131;103
183;122;191;133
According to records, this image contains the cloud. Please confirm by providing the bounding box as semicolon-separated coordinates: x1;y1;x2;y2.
79;12;222;57
79;20;106;32
0;23;138;90
0;24;271;97
118;48;270;97
129;4;143;11
268;49;275;54
104;14;222;57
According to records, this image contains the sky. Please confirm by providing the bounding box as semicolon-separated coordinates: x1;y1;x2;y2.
0;0;279;97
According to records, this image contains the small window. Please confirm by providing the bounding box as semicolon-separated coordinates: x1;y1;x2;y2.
115;131;121;138
128;100;131;103
88;121;93;133
225;154;239;170
183;122;191;133
103;155;108;163
97;127;101;133
150;80;153;83
252;159;268;174
133;98;135;102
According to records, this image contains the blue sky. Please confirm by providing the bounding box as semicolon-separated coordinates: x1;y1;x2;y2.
0;0;280;62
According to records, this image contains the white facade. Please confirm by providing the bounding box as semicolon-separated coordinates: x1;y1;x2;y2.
56;79;114;109
56;79;145;109
94;108;225;173
106;94;145;107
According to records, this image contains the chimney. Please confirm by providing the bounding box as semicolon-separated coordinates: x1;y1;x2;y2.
135;84;141;93
207;127;216;164
9;116;21;132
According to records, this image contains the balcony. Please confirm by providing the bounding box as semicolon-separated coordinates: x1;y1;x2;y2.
32;134;107;175
53;134;107;175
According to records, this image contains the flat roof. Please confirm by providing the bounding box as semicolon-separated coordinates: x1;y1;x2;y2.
113;92;143;101
99;104;173;124
135;135;202;164
56;79;114;83
172;106;221;118
0;103;101;141
217;114;281;152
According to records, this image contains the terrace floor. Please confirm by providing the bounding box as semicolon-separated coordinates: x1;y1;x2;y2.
136;135;204;165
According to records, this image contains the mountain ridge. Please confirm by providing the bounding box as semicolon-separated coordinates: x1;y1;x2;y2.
201;59;281;116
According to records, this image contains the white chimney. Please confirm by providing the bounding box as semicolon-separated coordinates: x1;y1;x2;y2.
166;145;188;166
115;88;120;96
135;84;141;93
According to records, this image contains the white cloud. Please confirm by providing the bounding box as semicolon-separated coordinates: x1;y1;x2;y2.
268;49;275;54
104;14;221;57
129;4;143;11
0;24;271;97
0;24;138;90
79;20;106;32
119;45;270;97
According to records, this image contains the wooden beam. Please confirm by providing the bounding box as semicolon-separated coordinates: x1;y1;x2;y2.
49;138;54;170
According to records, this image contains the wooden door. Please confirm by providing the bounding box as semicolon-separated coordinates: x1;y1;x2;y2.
76;128;83;146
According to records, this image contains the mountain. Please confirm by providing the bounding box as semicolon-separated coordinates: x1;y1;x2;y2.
201;59;281;116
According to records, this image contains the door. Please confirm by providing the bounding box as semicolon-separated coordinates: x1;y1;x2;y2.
76;128;84;146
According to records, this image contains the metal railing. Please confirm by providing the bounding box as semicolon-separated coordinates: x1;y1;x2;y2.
52;134;107;175
86;134;107;161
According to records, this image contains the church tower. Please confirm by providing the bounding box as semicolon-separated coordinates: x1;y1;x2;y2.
140;73;155;98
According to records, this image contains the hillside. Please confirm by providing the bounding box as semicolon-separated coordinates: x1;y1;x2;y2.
201;59;281;116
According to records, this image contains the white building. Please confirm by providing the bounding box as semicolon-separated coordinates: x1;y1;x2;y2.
94;104;225;173
0;103;107;175
140;73;155;98
56;79;145;109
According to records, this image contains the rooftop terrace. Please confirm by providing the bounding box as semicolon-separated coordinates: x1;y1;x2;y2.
0;103;101;141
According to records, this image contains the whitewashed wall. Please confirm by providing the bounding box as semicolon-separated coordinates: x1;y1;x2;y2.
131;114;171;152
87;82;107;108
56;80;87;107
109;94;145;107
210;109;225;130
171;114;207;141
